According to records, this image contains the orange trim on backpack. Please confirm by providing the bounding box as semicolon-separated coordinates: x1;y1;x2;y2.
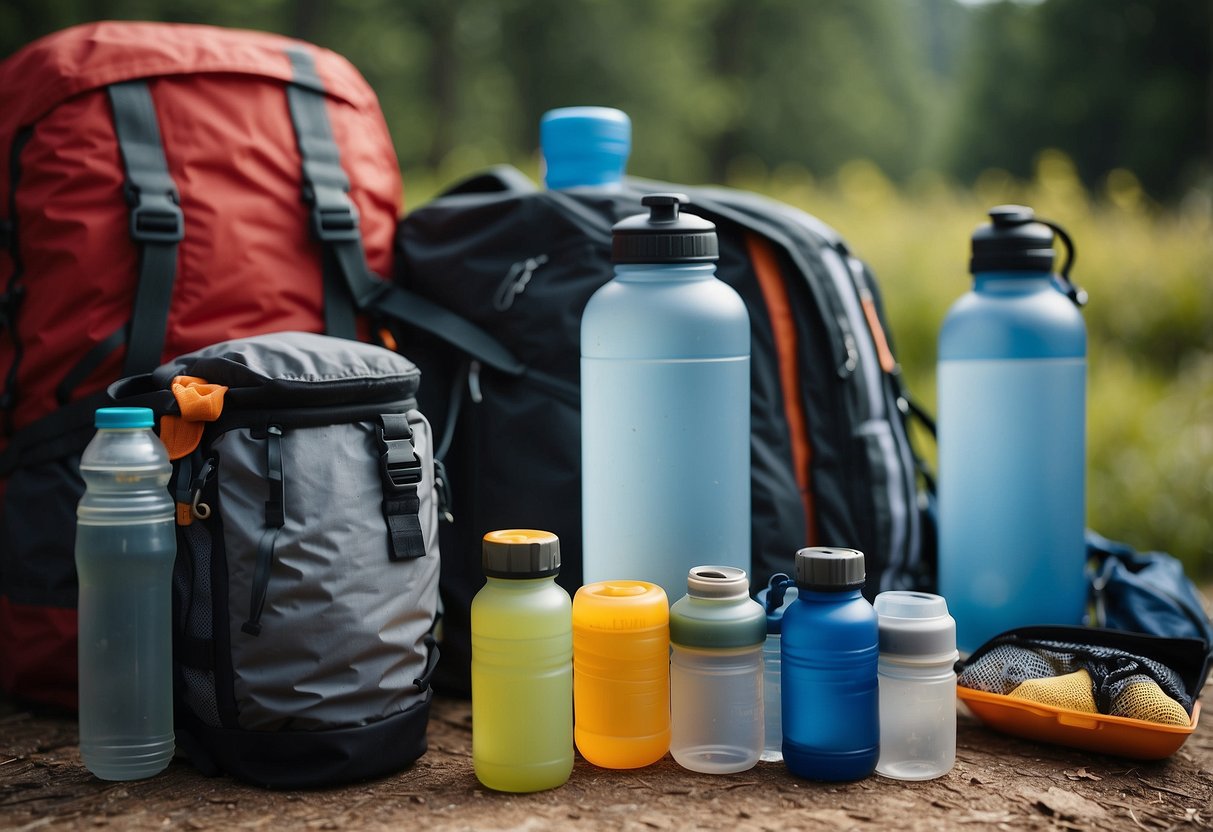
860;294;897;374
745;232;816;547
160;375;228;461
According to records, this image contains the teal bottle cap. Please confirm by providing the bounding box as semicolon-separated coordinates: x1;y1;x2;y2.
95;407;154;429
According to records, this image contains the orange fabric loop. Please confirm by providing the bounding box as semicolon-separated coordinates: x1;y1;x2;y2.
160;375;228;461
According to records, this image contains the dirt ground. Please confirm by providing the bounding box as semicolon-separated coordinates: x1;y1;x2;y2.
1;689;1210;832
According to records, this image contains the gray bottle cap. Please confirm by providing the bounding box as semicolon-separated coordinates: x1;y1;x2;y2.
794;547;865;591
686;565;750;599
874;591;958;662
482;529;560;579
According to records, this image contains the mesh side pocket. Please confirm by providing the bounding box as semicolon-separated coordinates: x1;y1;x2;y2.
181;521;221;728
958;644;1058;694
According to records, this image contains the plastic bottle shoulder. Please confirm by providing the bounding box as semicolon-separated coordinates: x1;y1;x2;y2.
939;274;1086;361
581;265;750;360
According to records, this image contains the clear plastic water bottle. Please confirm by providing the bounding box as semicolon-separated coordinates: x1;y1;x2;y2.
756;574;797;763
937;205;1087;654
540;106;631;190
669;566;766;774
782;547;879;781
581;194;751;601
874;591;957;781
75;407;176;780
471;530;573;792
573;580;670;769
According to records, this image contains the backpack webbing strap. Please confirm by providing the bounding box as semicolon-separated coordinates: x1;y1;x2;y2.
242;425;285;637
378;413;426;561
283;47;530;381
107;81;185;379
285;47;361;341
1;127;33;436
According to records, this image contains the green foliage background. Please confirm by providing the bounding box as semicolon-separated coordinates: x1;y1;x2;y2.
4;0;1211;576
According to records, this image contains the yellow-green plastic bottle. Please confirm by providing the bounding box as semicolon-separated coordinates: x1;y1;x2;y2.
471;529;573;792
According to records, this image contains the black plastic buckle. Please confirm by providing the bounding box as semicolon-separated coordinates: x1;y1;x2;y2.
379;426;422;491
128;189;184;243
306;184;361;243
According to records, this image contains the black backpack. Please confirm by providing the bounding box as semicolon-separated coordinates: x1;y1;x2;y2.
394;166;933;693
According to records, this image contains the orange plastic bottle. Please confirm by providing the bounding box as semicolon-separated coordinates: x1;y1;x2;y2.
572;580;670;768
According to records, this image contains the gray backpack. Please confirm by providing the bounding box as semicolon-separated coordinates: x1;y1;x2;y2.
111;332;440;788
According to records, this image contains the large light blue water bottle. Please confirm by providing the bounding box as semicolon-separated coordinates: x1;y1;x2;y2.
782;547;879;781
937;205;1087;655
75;407;176;780
580;194;751;602
540;106;630;190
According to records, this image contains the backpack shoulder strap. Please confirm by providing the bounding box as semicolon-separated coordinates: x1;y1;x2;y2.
285;46;362;340
440;165;539;197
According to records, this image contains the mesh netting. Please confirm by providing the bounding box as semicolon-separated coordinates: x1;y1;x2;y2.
959;635;1193;726
181;521;222;728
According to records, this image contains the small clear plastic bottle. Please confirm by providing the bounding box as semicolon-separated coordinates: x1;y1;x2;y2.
669;566;766;774
874;591;958;781
471;530;573;792
756;574;797;763
75;407;176;781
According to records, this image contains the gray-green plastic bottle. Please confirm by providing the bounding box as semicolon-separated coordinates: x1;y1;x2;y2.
75;407;176;780
669;566;766;774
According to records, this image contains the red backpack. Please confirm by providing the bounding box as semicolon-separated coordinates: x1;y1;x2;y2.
0;22;516;708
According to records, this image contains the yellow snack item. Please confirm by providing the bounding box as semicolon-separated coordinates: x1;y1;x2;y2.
1109;681;1193;726
1008;669;1097;712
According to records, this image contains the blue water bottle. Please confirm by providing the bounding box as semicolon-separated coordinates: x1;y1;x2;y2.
782;547;879;781
540;106;630;190
580;194;751;601
75;407;176;780
937;206;1087;654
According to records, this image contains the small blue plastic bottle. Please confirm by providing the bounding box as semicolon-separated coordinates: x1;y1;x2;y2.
540;106;631;190
781;547;879;781
580;194;750;602
937;205;1087;654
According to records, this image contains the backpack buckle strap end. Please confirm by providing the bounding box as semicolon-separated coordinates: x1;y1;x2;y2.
378;414;421;491
128;190;184;244
378;413;426;561
304;184;361;243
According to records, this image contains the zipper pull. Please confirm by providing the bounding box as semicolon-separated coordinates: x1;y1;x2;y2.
468;360;483;404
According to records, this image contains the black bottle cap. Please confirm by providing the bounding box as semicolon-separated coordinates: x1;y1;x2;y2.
794;547;866;591
611;193;719;264
970;204;1055;274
